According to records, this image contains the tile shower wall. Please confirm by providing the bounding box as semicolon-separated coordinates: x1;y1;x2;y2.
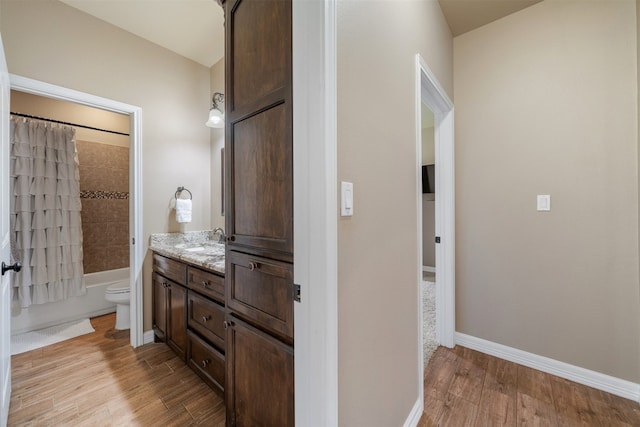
77;141;129;274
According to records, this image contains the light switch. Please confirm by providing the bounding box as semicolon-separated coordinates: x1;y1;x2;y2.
537;194;550;211
341;181;353;217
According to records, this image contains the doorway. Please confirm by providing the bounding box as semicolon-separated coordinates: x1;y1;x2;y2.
9;74;144;348
420;103;438;366
415;53;455;407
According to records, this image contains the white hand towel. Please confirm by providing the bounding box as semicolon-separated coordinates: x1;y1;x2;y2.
175;198;192;223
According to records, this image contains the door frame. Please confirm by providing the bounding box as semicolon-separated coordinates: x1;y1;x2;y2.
415;53;455;402
292;0;338;425
0;33;11;427
8;74;144;348
415;54;455;347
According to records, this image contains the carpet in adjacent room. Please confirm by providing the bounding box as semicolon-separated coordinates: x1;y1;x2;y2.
422;279;437;366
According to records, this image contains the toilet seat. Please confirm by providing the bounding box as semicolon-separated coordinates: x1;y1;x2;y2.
105;282;130;295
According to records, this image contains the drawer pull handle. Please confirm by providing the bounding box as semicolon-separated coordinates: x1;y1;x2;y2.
201;359;210;368
248;262;259;271
202;315;211;322
201;280;209;287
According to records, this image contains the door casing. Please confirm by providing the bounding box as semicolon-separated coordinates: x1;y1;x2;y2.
8;74;144;348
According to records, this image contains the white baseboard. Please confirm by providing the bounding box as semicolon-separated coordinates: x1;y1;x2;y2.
403;397;423;427
143;330;155;345
455;332;640;403
422;266;436;273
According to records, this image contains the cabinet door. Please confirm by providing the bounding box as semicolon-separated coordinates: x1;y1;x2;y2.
152;272;168;342
226;251;293;341
226;316;293;427
167;282;187;361
225;0;293;262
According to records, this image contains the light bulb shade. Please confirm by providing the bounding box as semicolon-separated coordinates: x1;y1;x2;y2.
206;108;224;128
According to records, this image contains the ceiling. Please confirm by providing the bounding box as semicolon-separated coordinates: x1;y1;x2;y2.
60;0;541;69
60;0;225;68
438;0;543;36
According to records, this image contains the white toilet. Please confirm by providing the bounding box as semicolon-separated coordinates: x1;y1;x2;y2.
105;280;130;330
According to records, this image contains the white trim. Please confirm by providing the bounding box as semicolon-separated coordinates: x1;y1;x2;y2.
9;74;144;349
143;330;155;345
456;332;640;402
403;397;423;427
292;0;338;425
422;266;436;273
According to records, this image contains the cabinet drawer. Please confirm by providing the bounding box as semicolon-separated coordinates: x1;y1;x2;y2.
226;251;293;340
188;291;225;352
187;330;225;393
153;253;186;285
187;266;224;304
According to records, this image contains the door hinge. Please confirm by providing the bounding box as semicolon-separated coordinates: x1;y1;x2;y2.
435;236;441;244
293;284;301;303
132;237;135;245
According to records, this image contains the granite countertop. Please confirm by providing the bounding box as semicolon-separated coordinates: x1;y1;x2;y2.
149;230;225;275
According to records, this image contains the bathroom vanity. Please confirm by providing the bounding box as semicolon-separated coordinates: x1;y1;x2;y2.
150;232;226;394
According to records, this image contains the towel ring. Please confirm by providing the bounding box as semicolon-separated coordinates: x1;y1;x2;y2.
175;186;192;200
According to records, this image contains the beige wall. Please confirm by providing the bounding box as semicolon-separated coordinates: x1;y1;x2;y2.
337;1;452;424
454;0;640;382
210;58;225;230
1;0;213;331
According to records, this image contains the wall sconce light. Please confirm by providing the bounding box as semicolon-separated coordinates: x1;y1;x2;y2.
206;92;225;128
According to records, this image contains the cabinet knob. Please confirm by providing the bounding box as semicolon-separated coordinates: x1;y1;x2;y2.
201;359;210;368
248;262;259;271
201;280;209;288
227;235;236;242
223;320;231;329
162;281;168;288
202;315;211;322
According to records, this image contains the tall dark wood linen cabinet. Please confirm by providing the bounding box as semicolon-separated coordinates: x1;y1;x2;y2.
221;0;294;425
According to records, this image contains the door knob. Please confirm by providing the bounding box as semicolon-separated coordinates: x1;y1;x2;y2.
1;261;21;276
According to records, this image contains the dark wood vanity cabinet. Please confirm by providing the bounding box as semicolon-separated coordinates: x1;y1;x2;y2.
223;0;295;424
152;272;187;361
152;254;226;393
152;254;188;361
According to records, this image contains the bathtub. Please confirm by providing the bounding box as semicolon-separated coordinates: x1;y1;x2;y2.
10;268;129;335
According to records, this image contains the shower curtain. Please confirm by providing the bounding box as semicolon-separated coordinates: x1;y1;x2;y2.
10;117;86;308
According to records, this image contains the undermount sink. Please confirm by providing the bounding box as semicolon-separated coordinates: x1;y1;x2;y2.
174;243;206;252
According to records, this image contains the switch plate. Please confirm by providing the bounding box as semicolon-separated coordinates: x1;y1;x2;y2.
341;181;353;217
537;194;550;211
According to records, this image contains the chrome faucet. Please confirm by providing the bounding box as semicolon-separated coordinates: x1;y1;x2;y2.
211;227;225;243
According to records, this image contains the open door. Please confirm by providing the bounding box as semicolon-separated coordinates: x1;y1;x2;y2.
0;34;12;426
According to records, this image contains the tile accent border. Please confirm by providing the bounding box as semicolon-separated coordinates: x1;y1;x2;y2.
80;190;129;199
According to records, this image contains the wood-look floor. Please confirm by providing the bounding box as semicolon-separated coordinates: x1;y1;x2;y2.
8;313;225;426
419;345;640;426
9;314;640;426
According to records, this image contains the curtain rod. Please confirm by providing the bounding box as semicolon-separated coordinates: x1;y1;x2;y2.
10;112;130;137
